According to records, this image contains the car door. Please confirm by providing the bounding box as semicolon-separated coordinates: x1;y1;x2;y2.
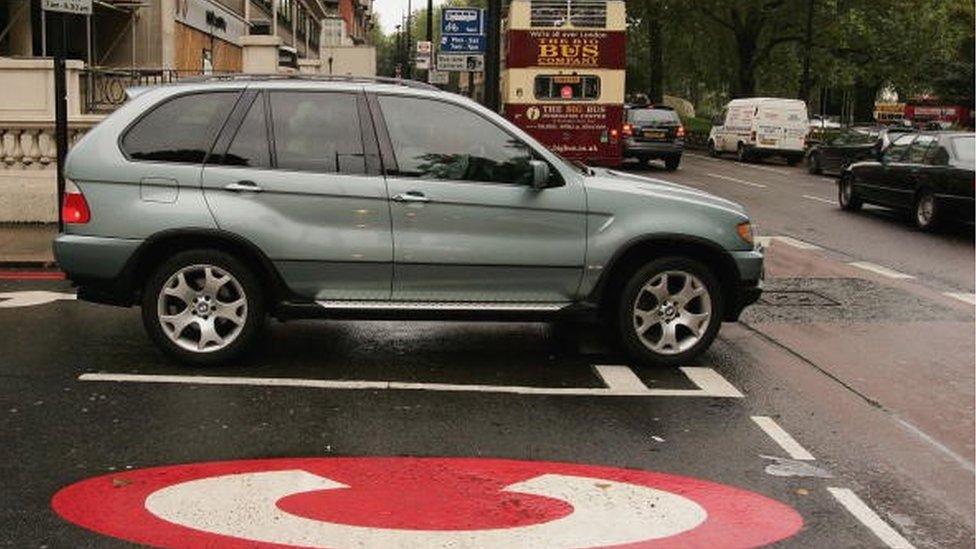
201;88;392;301
371;93;586;303
896;135;938;208
862;133;915;205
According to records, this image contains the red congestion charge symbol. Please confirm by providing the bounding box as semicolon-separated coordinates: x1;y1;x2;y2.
52;457;803;548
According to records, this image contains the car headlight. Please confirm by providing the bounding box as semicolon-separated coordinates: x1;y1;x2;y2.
736;221;754;246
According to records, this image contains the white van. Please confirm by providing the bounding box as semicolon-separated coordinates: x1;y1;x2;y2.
708;98;809;164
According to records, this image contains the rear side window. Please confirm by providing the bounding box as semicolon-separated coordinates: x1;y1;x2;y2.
269;91;365;174
628;108;678;124
883;134;915;163
906;135;935;164
122;92;239;163
220;95;271;168
950;136;975;167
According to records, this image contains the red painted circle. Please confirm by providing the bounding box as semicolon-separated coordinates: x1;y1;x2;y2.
52;457;803;548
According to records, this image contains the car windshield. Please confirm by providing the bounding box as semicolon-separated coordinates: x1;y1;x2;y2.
950;136;975;167
628;108;679;124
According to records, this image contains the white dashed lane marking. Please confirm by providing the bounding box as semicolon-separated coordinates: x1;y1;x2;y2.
755;236;822;250
802;194;835;205
79;365;745;398
827;488;916;549
704;172;767;188
848;262;915;280
751;416;816;460
943;292;976;305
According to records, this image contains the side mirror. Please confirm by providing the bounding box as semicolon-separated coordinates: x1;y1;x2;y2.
529;160;551;189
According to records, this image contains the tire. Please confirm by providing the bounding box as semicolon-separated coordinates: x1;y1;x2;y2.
807;153;822;174
838;174;863;211
786;156;801;167
635;157;649;168
736;143;749;162
664;155;681;171
707;140;718;157
913;189;939;231
615;257;724;368
141;249;265;366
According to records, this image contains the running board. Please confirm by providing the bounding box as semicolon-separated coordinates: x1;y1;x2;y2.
315;300;571;312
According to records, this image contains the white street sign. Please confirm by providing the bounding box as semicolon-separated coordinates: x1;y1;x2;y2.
428;70;450;85
42;0;92;15
437;53;485;72
415;56;431;70
416;41;433;55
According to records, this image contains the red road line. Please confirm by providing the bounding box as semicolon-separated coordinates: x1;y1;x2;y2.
0;270;66;280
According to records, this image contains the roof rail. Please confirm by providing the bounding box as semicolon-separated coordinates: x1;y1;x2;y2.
173;73;441;91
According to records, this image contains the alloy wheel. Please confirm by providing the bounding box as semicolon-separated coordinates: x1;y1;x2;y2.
915;193;935;227
632;270;712;355
156;264;248;353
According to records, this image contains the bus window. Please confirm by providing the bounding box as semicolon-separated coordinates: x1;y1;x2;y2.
534;75;600;100
530;0;607;28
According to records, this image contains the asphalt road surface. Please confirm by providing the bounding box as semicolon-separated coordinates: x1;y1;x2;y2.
1;154;973;548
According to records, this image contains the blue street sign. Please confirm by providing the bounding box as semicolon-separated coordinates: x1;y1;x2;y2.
439;34;486;53
441;8;484;35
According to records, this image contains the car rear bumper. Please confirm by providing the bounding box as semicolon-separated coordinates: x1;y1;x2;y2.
54;234;142;306
623;139;684;159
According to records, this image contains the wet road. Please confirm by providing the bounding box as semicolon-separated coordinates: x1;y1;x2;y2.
1;155;974;548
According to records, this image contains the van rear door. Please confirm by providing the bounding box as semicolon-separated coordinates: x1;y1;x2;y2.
756;102;808;152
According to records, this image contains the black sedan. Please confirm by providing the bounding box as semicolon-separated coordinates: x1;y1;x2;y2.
838;132;974;230
807;126;914;176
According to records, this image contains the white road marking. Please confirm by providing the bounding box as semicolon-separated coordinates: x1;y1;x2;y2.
733;162;791;176
754;236;822;250
751;416;815;460
705;172;767;188
848;262;915;280
802;194;834;205
827;487;916;549
820;177;838;184
0;291;76;308
146;470;707;548
943;292;976;305
79;366;745;398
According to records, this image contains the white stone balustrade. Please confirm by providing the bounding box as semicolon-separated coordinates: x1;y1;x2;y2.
0;117;104;222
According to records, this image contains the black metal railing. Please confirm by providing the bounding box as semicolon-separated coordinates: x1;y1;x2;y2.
80;68;233;113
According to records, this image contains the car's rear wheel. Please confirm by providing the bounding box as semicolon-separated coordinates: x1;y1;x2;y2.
913;190;939;230
616;257;724;368
142;249;264;366
838;175;862;211
664;155;681;171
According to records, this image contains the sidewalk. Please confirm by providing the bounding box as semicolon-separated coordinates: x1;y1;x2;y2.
0;224;57;266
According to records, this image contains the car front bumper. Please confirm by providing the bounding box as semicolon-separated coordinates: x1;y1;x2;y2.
727;248;764;321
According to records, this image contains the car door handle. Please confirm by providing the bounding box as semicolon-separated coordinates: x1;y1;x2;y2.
392;192;429;203
224;181;263;193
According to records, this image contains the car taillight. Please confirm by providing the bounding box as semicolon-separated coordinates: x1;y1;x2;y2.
750;130;757;142
609;127;619;144
62;179;90;224
676;125;685;138
622;124;633;138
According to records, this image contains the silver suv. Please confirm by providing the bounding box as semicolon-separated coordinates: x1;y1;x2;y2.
54;76;762;367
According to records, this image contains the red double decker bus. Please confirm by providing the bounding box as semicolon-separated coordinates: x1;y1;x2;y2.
502;0;626;166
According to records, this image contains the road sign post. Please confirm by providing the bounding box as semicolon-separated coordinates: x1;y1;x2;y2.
42;1;92;230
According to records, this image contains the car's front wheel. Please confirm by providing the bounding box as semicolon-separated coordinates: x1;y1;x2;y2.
142;249;265;366
707;140;718;157
913;190;939;230
616;257;724;368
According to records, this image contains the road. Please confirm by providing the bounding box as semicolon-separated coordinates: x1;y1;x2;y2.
1;154;973;548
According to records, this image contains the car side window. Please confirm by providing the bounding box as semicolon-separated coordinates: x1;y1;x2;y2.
122;91;239;163
378;95;534;185
925;144;951;166
882;134;915;163
269;91;365;174
906;135;936;164
217;94;271;168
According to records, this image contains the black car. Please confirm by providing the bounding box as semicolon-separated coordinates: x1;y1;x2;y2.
807;126;916;176
622;105;684;170
807;127;880;176
839;132;975;230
